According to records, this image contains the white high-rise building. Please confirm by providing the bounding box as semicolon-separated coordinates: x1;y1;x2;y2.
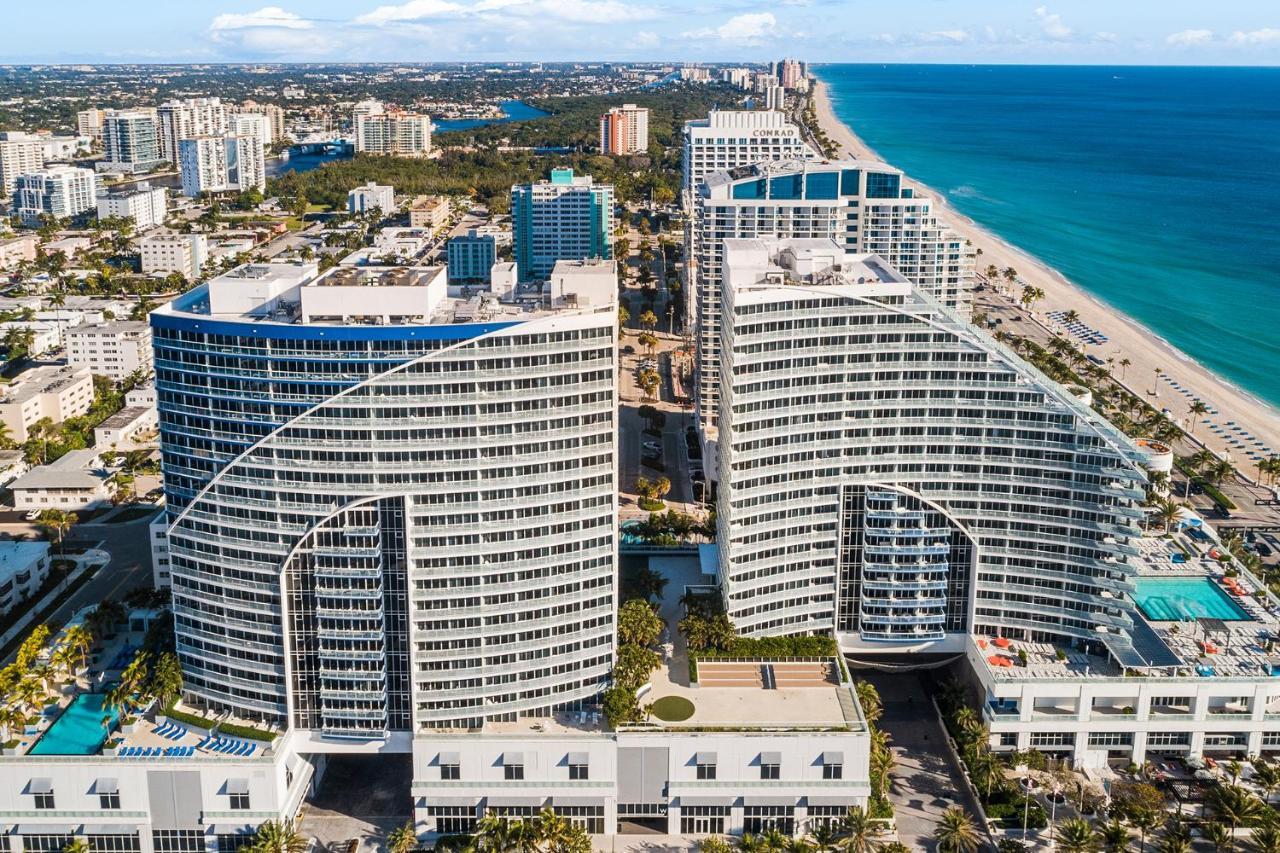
681;110;818;201
179;134;265;197
511;168;614;282
157;97;229;164
353;102;433;157
765;85;787;111
717;237;1147;645
152;261;619;734
0;133;45;194
14;165;97;224
100;109;163;173
97;182;168;230
690;159;974;437
77;107;106;140
238;101;287;141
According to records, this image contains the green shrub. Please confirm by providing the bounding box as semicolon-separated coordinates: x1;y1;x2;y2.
637;497;665;511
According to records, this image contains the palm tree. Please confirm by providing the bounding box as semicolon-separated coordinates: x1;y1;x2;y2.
1063;309;1080;325
804;821;838;852
1206;458;1236;486
854;681;882;725
247;821;308;853
698;839;735;853
1156;837;1191;853
62;624;93;672
1131;809;1161;853
1099;819;1129;852
386;821;416;853
0;706;25;744
1201;821;1231;853
1252;825;1280;853
36;508;78;557
837;806;879;853
1153;499;1182;535
147;651;184;707
62;839;90;853
1207;785;1264;841
1056;817;1098;853
639;309;658;330
933;807;981;853
1188;400;1208;433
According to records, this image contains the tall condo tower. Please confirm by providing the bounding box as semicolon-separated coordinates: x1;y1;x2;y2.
151;262;618;739
511;168;614;282
717;238;1148;658
691;159;975;440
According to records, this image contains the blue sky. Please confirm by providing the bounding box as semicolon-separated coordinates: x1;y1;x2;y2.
8;0;1280;64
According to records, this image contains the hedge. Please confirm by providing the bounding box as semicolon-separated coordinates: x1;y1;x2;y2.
163;702;276;742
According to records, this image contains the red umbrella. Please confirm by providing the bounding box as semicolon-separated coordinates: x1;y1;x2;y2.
994;637;1012;648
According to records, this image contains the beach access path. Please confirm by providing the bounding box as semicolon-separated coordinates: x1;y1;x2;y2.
812;80;1280;488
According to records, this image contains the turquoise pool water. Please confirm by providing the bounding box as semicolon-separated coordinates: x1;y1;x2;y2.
1133;577;1250;622
29;693;118;755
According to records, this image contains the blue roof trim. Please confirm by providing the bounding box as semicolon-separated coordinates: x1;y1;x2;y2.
151;311;520;342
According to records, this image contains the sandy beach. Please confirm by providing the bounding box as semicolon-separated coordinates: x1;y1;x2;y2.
812;79;1280;482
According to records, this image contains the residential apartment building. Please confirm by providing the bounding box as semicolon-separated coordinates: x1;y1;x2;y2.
348;182;395;216
157;98;229;164
77;107;106;140
179;135;265;197
446;230;497;284
691;159;975;436
140;233;209;279
96;182;168;230
716;238;1147;649
0;541;50;616
9;448;111;511
238;101;287;141
353;102;433;157
599;103;649;155
14;166;98;224
681;110;818;201
408;194;449;231
0;233;38;269
152;260;618;733
778;58;805;90
0;363;94;442
100;109;163;173
0;132;45;194
511;168;613;281
67;320;154;381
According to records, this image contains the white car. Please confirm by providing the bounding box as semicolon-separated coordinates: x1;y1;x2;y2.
642;441;662;454
25;509;41;521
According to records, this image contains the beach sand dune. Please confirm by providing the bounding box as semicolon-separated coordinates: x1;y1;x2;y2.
812;79;1280;481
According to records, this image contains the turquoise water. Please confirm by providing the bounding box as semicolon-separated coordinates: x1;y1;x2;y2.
30;693;118;755
1133;576;1249;622
816;65;1280;407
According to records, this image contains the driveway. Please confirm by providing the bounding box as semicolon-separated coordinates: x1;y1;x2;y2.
860;671;987;851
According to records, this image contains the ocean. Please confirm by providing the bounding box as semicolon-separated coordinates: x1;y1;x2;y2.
816;64;1280;408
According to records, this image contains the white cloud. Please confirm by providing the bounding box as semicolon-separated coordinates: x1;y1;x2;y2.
918;29;970;44
1229;28;1280;45
1093;31;1118;43
355;0;652;27
629;30;660;49
210;6;312;31
682;12;777;44
1033;6;1072;40
354;0;463;25
1166;28;1214;46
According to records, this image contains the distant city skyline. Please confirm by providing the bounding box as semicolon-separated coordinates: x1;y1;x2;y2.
6;1;1279;65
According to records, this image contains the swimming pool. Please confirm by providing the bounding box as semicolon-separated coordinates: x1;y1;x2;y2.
1133;576;1250;622
29;693;118;755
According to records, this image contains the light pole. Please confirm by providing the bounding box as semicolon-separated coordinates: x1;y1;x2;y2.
667;305;674;336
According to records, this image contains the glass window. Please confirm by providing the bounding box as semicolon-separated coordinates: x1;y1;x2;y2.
229;793;250;810
760;763;780;780
504;764;524;781
100;792;122;810
823;763;843;780
804;171;840;200
440;763;460;780
696;761;716;780
34;792;55;810
568;763;588;781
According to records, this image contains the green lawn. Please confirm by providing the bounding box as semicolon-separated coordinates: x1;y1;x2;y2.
650;695;695;722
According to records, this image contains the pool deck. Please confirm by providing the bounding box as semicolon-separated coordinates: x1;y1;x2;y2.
975;527;1280;683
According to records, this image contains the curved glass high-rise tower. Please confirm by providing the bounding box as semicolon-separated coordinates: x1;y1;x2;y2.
152;262;618;738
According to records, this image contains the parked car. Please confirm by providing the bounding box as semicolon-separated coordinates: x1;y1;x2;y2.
24;509;41;521
642;441;661;454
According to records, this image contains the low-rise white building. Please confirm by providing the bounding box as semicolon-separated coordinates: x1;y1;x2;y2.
66;320;153;381
97;182;168;231
347;182;395;215
0;363;94;443
0;321;63;355
140;234;209;280
10;448;111;511
93;405;158;449
0;233;38;270
0;541;51;616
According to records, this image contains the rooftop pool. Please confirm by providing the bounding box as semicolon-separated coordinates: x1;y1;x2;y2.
29;693;118;756
1133;576;1251;622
